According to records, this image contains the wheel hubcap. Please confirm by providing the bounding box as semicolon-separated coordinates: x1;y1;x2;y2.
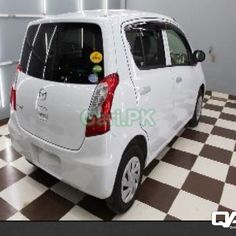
121;156;141;203
196;96;203;121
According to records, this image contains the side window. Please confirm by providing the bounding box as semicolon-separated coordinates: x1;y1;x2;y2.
126;28;144;68
166;29;192;66
125;23;166;69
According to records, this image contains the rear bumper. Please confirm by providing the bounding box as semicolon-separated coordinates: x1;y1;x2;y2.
8;114;122;199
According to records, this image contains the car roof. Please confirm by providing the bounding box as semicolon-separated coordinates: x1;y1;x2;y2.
29;9;179;27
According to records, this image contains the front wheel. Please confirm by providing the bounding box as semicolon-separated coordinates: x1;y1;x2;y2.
106;145;144;214
189;90;204;127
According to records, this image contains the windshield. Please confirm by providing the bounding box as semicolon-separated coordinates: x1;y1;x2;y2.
20;23;104;84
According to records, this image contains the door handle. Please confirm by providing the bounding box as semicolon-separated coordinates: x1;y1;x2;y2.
139;86;151;95
176;77;183;84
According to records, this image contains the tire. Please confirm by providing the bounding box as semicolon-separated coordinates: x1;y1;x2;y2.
189;90;204;127
106;144;144;214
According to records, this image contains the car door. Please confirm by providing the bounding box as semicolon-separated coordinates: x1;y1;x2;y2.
125;22;175;156
165;26;197;128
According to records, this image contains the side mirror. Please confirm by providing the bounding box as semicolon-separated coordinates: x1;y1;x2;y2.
193;50;206;63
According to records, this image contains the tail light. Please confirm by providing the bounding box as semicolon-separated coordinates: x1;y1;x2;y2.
10;64;22;111
85;73;119;137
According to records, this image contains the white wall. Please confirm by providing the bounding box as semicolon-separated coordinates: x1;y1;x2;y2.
126;0;236;96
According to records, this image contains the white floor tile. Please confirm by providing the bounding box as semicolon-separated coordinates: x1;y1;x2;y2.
207;99;226;107
0;125;9;136
191;122;214;134
51;182;85;204
192;156;229;182
10;157;36;175
222;107;236;116
60;206;100;221
215;119;236;132
204;95;211;100
212;91;229;99
172;137;204;155
206;135;235;151
114;201;166;221
169;191;218;220
220;184;236;210
0;176;47;210
231;152;236;167
0;136;11;152
149;161;189;189
228;99;236;104
202;109;220;118
7;212;29;221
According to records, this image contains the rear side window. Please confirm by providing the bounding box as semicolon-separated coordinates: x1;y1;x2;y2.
166;29;192;66
20;23;104;84
125;23;166;69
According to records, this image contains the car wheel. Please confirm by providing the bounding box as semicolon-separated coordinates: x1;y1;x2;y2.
189;90;204;127
106;145;144;214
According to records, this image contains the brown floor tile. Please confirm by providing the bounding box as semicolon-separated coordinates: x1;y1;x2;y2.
182;172;224;203
0;166;25;191
0;118;9;127
226;166;236;186
217;205;234;222
143;159;159;176
200;116;217;125
220;113;236;122
212;126;236;140
165;214;180;221
181;129;209;143
21;190;73;220
78;195;116;220
211;97;228;102
218;205;233;214
205;91;212;96
0;198;17;220
229;95;236;101
200;144;232;165
204;104;223;112
29;168;59;187
162;149;197;170
137;178;179;213
0;146;22;162
226;102;236;109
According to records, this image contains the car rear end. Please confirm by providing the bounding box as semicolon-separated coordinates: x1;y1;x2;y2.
8;15;122;199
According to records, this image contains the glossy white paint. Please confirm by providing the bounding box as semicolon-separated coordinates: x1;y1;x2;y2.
8;10;206;199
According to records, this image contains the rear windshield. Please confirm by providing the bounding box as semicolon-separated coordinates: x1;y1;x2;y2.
20;23;104;84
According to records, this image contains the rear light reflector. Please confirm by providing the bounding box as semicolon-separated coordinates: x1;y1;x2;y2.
85;73;119;137
10;86;16;111
10;64;21;111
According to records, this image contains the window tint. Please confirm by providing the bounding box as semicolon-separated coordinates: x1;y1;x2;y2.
125;23;166;69
20;25;39;73
166;29;192;66
20;23;104;84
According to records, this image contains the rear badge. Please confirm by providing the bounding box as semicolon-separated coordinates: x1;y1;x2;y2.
38;88;47;101
88;74;99;83
90;51;103;64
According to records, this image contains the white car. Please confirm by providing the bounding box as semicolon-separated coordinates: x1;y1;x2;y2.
9;10;206;213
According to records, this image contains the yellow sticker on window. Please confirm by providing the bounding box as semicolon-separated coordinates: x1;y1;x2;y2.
90;51;103;64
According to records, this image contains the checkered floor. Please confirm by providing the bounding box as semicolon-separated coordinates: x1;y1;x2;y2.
0;91;236;221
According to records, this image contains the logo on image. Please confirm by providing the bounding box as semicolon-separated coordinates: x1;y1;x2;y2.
212;211;236;229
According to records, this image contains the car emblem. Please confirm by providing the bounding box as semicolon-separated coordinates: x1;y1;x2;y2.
38;88;47;101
